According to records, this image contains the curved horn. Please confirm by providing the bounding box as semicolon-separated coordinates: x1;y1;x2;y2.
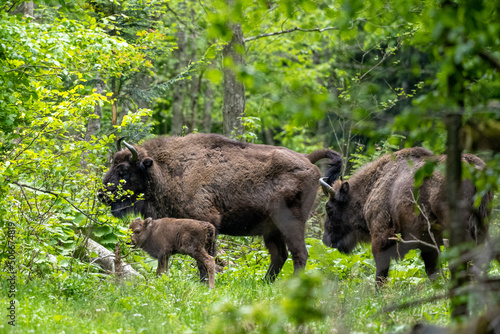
116;136;126;151
319;177;336;197
122;140;138;163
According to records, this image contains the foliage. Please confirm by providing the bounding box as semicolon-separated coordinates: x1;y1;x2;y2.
1;0;500;332
0;6;153;280
4;235;499;333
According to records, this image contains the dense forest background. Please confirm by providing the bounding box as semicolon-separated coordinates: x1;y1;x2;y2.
1;0;500;332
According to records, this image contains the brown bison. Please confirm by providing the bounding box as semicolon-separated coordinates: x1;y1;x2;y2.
129;217;216;288
99;133;342;281
320;147;493;284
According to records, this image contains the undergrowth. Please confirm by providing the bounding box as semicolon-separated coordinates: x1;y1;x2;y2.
3;236;499;334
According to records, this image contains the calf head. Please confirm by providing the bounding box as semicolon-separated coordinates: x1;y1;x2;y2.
98;138;155;218
129;217;153;248
320;178;364;254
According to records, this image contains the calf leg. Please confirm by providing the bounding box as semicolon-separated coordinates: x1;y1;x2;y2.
263;233;288;282
156;254;169;277
198;229;218;282
197;261;208;283
192;250;215;289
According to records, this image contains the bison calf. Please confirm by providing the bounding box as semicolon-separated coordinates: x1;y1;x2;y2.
129;217;216;288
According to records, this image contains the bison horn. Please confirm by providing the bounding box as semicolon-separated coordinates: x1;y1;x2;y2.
319;177;336;197
116;136;126;151
122;140;138;163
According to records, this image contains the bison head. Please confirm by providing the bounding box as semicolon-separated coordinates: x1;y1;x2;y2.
320;177;365;254
98;138;155;218
129;217;153;248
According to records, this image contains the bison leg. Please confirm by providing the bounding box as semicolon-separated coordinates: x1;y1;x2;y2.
270;199;309;278
191;249;216;289
420;247;440;280
202;254;216;289
263;233;288;282
156;254;169;277
197;261;208;282
197;232;218;282
373;245;393;285
280;225;308;275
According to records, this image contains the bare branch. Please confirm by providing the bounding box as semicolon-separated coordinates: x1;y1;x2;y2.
410;190;440;251
479;49;500;72
5;64;64;73
244;24;349;42
388;233;440;252
11;181;104;228
165;3;189;29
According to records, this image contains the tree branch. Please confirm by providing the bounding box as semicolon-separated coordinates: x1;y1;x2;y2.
11;181;103;228
244;25;347;42
479;50;500;72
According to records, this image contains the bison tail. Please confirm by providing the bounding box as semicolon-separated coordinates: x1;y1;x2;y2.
306;149;343;184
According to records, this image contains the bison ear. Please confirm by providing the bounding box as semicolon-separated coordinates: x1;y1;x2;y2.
338;182;350;202
144;217;153;226
140;157;154;171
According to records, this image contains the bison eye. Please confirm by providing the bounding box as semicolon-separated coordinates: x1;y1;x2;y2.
133;230;140;234
119;169;129;179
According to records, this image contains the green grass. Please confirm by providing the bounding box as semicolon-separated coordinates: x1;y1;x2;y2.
5;237;491;334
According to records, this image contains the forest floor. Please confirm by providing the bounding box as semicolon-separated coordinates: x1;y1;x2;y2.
2;236;499;334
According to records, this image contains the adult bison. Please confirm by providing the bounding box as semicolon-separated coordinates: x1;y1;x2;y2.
320;147;493;284
99;133;342;281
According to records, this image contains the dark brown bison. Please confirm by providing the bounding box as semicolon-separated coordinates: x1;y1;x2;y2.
99;133;342;281
320;147;493;284
129;217;216;288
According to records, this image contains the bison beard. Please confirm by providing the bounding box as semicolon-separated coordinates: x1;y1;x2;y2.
321;147;493;285
99;133;342;281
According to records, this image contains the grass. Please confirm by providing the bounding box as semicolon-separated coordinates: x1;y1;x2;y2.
5;237;492;334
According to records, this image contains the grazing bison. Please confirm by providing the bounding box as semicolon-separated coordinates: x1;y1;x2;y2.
320;147;493;284
99;133;341;281
129;217;216;288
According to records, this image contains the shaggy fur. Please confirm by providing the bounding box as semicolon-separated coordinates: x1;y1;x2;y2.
129;217;216;288
100;133;342;281
321;147;493;284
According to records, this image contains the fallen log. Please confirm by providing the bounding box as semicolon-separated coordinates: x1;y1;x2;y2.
85;238;139;278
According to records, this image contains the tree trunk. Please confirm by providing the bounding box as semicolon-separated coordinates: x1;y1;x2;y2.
202;82;214;133
171;29;188;135
188;34;201;132
446;112;467;319
12;1;33;17
80;74;103;168
84;74;103;141
222;11;245;138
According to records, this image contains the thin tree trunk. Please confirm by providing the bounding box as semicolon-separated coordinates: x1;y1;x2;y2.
446;112;467;319
171;29;188;135
81;73;103;168
117;98;129;126
189;75;200;132
202;81;214;133
222;5;245;138
188;34;201;132
84;74;103;141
